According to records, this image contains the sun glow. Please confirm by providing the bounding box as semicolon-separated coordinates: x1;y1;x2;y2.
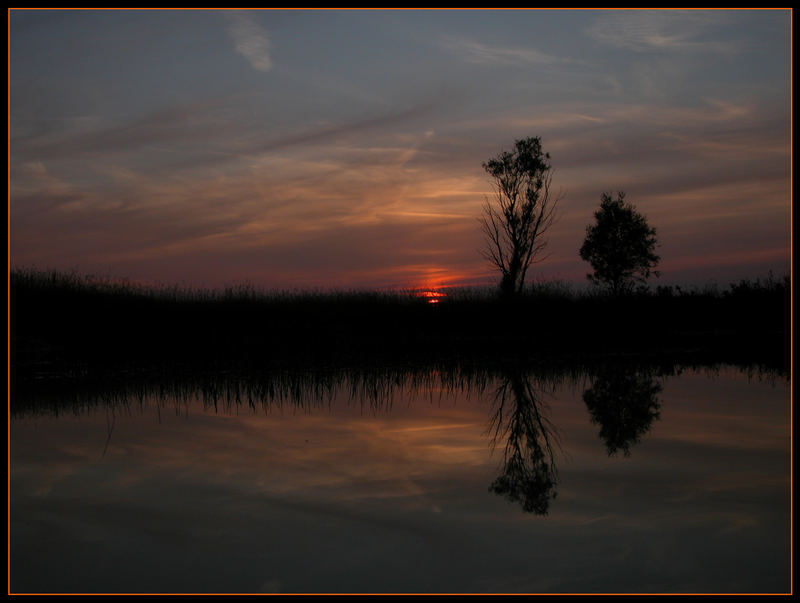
418;289;447;304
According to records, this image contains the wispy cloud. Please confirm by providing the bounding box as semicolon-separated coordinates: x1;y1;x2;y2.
11;122;488;288
14;97;442;183
587;10;737;54
441;36;579;67
225;11;272;72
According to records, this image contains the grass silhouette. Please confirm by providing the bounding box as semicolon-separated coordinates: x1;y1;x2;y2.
11;268;790;384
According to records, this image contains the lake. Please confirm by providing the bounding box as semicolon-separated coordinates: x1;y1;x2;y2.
10;364;791;594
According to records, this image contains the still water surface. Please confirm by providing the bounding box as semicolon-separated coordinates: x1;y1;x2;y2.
11;366;790;593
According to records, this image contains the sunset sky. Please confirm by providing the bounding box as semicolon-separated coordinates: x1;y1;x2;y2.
10;9;791;290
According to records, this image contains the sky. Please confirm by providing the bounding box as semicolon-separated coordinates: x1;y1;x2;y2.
9;9;792;291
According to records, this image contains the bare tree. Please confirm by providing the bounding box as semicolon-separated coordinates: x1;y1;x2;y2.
488;370;560;515
481;137;561;297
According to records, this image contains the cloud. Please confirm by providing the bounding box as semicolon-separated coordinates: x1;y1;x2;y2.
10;87;789;291
15;97;440;179
225;11;272;72
247;101;438;156
15;102;234;162
587;10;736;54
441;36;579;67
10;122;489;288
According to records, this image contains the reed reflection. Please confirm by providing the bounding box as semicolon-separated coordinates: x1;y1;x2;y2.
582;368;662;456
487;370;560;515
14;362;749;520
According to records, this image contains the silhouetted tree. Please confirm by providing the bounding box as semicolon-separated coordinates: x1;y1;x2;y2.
488;370;559;514
481;137;561;297
579;192;660;295
583;369;662;456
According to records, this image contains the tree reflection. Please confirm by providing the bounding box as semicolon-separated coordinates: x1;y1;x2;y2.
583;368;662;456
488;370;559;515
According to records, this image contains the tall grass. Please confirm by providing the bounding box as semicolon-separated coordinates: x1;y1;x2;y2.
10;267;790;378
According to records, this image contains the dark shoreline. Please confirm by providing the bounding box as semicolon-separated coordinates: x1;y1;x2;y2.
10;268;791;392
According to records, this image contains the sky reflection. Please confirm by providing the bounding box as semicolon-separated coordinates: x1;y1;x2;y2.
11;367;790;593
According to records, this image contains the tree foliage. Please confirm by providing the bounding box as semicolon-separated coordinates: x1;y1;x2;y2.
481;137;560;297
579;192;660;295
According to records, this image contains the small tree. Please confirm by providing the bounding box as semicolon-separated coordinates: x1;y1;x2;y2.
481;137;560;297
579;192;660;295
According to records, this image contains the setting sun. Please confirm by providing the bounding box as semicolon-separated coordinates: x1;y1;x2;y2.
418;289;447;304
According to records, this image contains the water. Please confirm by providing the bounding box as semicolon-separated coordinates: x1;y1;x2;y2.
10;365;791;593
